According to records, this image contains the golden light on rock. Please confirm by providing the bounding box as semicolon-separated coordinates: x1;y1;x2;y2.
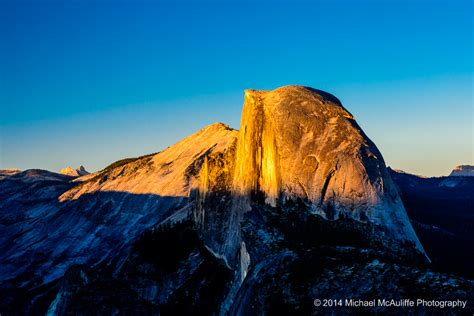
232;89;280;207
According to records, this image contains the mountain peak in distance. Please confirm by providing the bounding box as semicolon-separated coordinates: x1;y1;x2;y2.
449;165;474;177
60;165;90;177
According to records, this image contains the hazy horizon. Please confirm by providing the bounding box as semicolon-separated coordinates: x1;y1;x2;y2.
1;0;472;177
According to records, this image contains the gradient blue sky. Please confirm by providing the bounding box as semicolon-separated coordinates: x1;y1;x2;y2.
1;0;472;176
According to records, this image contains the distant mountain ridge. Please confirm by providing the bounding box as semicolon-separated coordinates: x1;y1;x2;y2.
389;167;474;277
59;165;90;177
0;169;21;180
449;165;474;177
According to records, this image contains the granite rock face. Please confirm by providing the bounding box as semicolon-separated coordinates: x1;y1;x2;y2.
1;86;446;315
195;86;425;267
242;87;421;241
0;123;238;313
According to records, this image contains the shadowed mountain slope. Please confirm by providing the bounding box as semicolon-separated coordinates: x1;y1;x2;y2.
1;86;471;315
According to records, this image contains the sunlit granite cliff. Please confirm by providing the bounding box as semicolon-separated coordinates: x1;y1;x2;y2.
195;86;425;269
3;86;470;316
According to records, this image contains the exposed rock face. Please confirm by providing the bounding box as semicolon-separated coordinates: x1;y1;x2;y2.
61;123;236;201
196;86;425;267
59;165;90;177
239;87;419;238
0;123;237;313
1;86;445;315
0;169;76;227
449;165;474;177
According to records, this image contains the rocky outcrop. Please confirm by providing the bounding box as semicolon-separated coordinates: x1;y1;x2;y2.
1;86;440;314
0;123;238;314
59;165;90;177
449;165;474;177
239;87;421;245
195;86;425;268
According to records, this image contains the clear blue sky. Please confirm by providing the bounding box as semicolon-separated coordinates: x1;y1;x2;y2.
0;0;472;176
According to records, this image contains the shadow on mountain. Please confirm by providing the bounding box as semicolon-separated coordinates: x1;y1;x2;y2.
0;189;190;315
43;218;234;316
390;169;474;278
1;180;473;315
303;86;343;106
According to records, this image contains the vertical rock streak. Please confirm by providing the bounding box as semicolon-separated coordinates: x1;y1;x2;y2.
232;90;280;206
220;89;281;267
239;242;250;282
217;90;282;301
260;111;280;206
195;156;210;226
